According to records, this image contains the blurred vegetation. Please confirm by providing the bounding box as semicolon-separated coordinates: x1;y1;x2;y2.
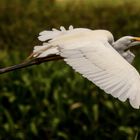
0;0;140;139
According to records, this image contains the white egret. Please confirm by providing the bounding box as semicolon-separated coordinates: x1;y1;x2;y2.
1;26;140;109
31;25;140;109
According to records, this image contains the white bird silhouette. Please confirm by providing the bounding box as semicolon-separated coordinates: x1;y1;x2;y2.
1;26;140;109
31;26;140;109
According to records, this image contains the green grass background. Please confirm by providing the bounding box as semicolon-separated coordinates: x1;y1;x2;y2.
0;0;140;139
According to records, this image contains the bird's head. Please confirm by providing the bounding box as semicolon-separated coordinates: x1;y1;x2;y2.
113;36;140;51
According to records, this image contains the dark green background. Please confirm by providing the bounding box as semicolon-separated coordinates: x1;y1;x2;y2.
0;0;140;139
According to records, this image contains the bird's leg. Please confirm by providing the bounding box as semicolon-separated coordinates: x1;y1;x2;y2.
0;55;63;74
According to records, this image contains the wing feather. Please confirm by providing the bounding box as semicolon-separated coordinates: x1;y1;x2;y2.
59;41;140;109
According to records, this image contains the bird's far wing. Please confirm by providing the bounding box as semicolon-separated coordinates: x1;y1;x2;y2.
59;41;140;109
38;26;72;41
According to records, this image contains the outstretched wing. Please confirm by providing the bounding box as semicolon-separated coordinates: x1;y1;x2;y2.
58;41;140;109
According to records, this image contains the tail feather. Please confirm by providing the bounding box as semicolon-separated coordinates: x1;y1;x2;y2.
37;47;59;58
33;43;57;57
32;43;59;58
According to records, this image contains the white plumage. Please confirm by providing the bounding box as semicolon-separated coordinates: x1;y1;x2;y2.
33;25;140;109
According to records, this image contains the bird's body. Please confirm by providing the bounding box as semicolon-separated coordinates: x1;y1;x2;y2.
32;26;140;109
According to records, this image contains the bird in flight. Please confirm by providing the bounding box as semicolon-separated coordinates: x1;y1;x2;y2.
32;25;140;109
1;26;140;109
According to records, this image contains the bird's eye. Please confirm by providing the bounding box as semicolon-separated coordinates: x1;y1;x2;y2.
131;39;135;42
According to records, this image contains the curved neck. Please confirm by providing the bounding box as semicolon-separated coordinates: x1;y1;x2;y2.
112;40;129;52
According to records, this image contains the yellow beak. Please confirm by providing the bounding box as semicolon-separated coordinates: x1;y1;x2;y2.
133;37;140;41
